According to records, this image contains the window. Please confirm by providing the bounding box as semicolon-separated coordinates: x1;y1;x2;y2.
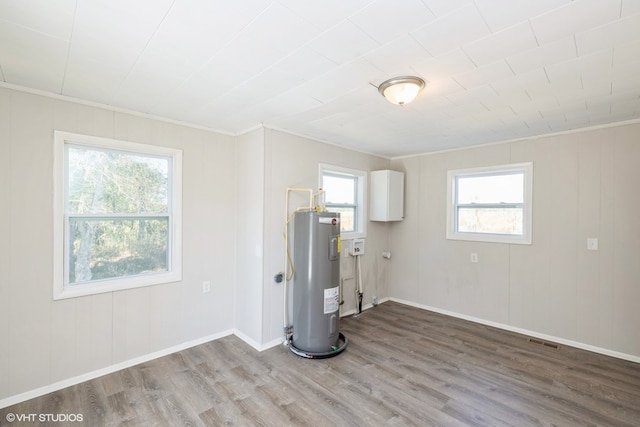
319;164;366;239
447;162;533;244
53;131;182;299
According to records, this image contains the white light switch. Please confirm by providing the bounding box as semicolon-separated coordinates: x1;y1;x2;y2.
587;238;598;251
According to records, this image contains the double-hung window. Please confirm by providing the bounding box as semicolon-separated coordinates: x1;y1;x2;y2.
319;164;366;239
447;162;533;244
53;131;182;299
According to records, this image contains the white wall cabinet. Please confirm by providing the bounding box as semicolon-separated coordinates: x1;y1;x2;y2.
370;170;404;221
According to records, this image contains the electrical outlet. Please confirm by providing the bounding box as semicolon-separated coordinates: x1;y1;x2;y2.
470;253;478;263
202;281;211;293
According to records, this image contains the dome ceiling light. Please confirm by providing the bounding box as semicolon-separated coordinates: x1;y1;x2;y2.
378;76;425;106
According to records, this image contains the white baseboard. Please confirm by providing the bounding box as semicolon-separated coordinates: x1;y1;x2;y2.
340;296;391;318
390;298;640;364
232;329;283;352
2;297;416;409
235;298;395;355
0;330;234;410
261;337;285;351
232;329;263;351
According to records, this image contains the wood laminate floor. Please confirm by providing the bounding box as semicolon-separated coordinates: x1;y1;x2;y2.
2;301;639;426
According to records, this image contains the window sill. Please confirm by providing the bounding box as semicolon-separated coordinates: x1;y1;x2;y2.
446;231;532;245
53;271;182;300
340;232;366;241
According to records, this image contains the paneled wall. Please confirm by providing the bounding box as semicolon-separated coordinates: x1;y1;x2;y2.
262;129;390;344
4;82;636;407
0;89;391;405
234;128;266;347
0;88;237;402
390;123;640;359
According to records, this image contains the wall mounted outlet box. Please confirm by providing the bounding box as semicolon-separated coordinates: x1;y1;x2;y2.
351;239;365;256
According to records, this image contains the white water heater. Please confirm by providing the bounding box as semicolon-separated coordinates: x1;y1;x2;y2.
289;210;347;358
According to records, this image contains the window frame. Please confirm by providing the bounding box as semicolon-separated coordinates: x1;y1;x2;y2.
319;164;367;240
53;131;183;300
446;162;533;245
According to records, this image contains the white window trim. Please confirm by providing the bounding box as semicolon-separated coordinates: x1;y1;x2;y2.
53;131;183;300
319;163;367;240
446;162;533;245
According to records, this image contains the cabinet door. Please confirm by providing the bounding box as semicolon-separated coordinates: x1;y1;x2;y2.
370;170;404;222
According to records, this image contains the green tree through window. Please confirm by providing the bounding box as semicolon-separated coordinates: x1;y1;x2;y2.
67;146;171;284
54;131;182;299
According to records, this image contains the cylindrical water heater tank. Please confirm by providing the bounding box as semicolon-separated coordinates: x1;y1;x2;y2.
291;210;341;353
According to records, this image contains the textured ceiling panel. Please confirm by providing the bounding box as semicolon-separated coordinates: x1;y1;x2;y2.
0;0;638;157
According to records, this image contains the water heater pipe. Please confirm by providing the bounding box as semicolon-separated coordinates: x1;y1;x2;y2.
355;255;364;314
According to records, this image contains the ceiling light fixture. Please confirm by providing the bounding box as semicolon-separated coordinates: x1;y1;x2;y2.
378;76;425;106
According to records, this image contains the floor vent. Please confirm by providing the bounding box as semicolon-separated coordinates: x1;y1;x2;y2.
528;338;559;350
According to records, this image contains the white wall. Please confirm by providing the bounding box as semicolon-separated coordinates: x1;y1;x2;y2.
262;129;390;344
390;123;640;359
0;88;237;402
232;127;392;348
234;128;266;347
0;88;393;405
0;87;11;402
8;81;635;406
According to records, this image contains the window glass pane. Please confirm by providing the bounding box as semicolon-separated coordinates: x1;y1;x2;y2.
457;172;523;204
319;164;366;239
447;162;532;244
323;174;356;204
68;146;169;214
457;207;523;235
68;218;169;284
326;206;355;232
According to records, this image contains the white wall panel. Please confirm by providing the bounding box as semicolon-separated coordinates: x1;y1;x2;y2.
389;122;640;359
575;133;603;344
234;128;265;346
112;288;151;364
262;129;389;342
598;135;616;350
0;88;236;402
420;144;513;323
148;283;185;352
50;298;77;383
388;157;420;303
0;89;12;399
510;138;554;333
612;127;640;355
547;138;580;339
8;92;54;395
201;133;236;336
88;293;114;371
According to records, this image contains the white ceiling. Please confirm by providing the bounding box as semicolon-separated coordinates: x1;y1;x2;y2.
1;0;639;157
